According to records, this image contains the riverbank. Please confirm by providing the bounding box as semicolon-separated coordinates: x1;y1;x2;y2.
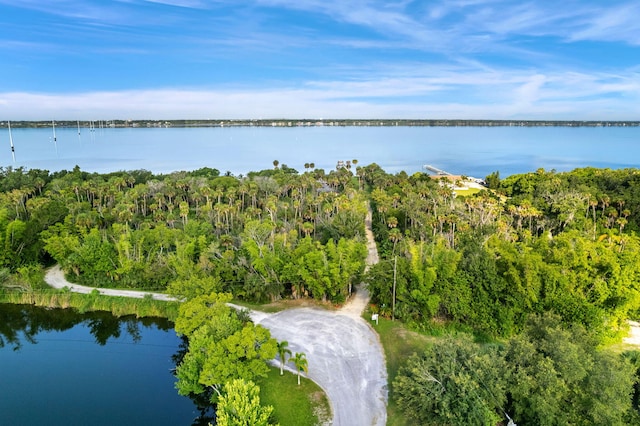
1;281;180;320
41;267;388;426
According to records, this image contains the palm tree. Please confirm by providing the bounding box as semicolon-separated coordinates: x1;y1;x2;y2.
276;341;292;375
291;352;308;385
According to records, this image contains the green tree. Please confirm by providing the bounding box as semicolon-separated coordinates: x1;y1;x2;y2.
394;336;508;426
166;275;221;300
276;340;292;376
484;170;500;189
291;352;308;385
216;379;277;426
175;323;277;398
174;293;239;338
505;314;635;425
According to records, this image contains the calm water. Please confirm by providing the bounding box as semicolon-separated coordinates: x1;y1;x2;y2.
2;125;639;177
0;305;201;426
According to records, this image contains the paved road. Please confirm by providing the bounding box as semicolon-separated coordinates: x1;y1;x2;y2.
254;304;387;426
246;206;387;425
43;205;388;425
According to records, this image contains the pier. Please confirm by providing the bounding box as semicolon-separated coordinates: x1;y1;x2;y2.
423;164;452;176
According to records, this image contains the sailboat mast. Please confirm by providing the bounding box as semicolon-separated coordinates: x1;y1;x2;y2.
52;120;58;155
8;121;15;162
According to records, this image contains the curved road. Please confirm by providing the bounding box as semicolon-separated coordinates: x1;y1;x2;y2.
44;266;179;302
44;206;387;426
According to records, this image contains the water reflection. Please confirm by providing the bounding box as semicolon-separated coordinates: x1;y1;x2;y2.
0;303;214;425
0;303;171;350
0;304;209;425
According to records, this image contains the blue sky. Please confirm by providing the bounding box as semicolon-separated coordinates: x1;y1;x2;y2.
0;0;639;120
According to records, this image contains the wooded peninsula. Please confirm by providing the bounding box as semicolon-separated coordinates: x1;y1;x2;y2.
4;118;640;128
1;162;640;425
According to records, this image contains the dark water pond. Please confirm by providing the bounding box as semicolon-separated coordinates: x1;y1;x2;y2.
0;304;207;426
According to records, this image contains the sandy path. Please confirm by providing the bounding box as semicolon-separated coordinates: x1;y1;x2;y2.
43;204;387;425
44;265;178;302
624;321;640;345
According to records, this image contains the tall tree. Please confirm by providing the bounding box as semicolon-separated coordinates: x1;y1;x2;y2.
291;352;308;385
276;340;292;376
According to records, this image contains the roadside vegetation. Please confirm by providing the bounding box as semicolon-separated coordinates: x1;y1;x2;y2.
365;166;640;424
2;162;640;424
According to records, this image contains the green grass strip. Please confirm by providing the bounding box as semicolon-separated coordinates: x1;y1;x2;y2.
258;367;331;426
0;289;179;320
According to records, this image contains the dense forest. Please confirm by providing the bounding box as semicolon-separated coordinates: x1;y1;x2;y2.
367;166;640;341
1;162;640;424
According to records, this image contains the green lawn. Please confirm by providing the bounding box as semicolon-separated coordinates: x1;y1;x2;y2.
258;367;331;426
454;187;483;197
368;316;433;426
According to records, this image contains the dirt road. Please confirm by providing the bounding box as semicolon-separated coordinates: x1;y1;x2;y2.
44;265;178;302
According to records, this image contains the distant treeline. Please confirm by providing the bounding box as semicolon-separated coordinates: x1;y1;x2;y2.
4;119;640;128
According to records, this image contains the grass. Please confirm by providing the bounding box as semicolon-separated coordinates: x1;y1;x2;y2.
258;367;331;426
454;187;483;197
0;288;180;320
4;268;333;425
368;312;484;425
368;316;433;426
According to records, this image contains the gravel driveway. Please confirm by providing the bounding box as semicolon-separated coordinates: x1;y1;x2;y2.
255;304;387;426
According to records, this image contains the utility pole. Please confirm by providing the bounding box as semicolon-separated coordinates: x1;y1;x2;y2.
392;255;397;321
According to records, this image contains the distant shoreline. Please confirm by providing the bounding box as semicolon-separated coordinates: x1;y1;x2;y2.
3;119;640;129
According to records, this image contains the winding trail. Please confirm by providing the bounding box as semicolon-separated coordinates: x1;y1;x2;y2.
45;267;179;302
44;206;387;426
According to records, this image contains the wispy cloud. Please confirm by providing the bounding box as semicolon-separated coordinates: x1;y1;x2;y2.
1;64;637;120
0;0;128;24
567;2;640;45
142;0;207;8
1;0;638;119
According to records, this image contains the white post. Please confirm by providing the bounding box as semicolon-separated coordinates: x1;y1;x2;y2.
392;255;397;321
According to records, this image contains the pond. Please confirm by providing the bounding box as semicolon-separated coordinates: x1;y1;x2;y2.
0;304;207;425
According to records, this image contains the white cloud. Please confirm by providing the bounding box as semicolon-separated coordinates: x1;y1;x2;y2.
0;65;637;121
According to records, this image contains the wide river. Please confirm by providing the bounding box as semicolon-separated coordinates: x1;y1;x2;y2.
2;125;639;177
0;304;203;425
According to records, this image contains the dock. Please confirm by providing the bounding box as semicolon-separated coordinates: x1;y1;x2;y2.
423;164;452;176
